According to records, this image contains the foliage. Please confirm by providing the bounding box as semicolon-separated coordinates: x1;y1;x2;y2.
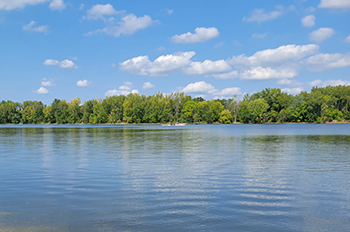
1;85;350;124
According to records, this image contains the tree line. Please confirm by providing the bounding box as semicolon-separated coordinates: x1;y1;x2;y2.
1;85;350;124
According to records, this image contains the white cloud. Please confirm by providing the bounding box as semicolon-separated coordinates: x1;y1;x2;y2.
304;53;350;71
309;27;334;42
277;79;292;85
41;78;55;86
77;80;89;87
59;59;77;69
143;82;155;89
111;63;116;68
310;79;350;87
240;67;298;80
281;87;304;95
183;60;231;75
305;7;316;14
166;9;173;15
124;81;133;87
181;81;216;94
319;0;350;9
43;59;59;66
212;71;239;80
85;14;156;37
301;15;315;27
78;3;84;10
171;27;220;43
83;4;120;21
120;51;196;76
346;35;350;43
157;46;166;51
214;87;241;96
119;85;131;90
105;83;138;96
49;0;65;11
0;0;48;10
252;32;267;38
22;21;48;34
35;87;49;94
228;44;319;67
277;79;303;87
180;81;241;98
43;59;77;69
242;6;284;23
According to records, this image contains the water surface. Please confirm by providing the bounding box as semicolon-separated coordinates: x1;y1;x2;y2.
0;124;349;231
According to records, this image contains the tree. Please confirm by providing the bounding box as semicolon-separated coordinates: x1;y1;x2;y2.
219;109;232;124
181;101;197;123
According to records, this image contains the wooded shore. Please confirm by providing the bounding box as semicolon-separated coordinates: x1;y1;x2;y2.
1;85;349;125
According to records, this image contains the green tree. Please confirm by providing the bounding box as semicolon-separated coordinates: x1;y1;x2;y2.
219;109;232;124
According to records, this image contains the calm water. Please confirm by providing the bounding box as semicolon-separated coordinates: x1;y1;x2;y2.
0;124;350;232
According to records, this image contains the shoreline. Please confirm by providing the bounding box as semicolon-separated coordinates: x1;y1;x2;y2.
1;120;349;126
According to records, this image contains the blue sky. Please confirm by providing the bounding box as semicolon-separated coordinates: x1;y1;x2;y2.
0;0;350;104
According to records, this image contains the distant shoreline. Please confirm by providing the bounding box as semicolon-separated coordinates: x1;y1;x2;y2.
1;120;349;126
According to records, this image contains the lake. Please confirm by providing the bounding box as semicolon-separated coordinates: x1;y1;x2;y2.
0;124;349;232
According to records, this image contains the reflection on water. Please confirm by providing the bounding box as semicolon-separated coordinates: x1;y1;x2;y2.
0;124;350;232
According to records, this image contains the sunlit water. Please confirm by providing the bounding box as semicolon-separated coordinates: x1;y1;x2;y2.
0;124;350;232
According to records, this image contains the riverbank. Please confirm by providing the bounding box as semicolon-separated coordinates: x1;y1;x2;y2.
1;120;349;126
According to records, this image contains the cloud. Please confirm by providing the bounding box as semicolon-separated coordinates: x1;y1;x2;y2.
304;53;350;71
124;81;133;87
183;60;231;75
22;21;48;34
346;35;350;43
111;63;116;68
43;59;77;69
212;71;239;80
301;15;315;27
214;87;241;96
78;3;84;10
59;59;77;69
180;81;241;98
319;0;350;9
85;14;157;37
310;79;350;87
309;27;334;42
77;80;89;87
171;27;219;43
305;7;316;14
105;82;138;96
82;4;120;21
120;51;195;76
181;81;216;94
281;87;304;95
143;82;155;89
277;79;293;85
35;87;49;94
0;0;48;10
49;0;65;11
252;32;267;39
215;42;224;48
166;9;173;15
242;5;284;23
41;78;55;86
228;44;319;67
157;46;166;51
277;79;303;87
240;67;298;80
43;59;59;65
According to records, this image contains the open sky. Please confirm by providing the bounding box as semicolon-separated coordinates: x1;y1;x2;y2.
1;0;350;104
